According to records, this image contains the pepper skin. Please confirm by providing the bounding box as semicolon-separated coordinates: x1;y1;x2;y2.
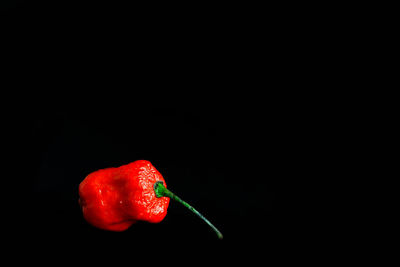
78;160;170;231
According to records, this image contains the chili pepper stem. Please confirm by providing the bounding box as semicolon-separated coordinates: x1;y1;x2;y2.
154;181;223;239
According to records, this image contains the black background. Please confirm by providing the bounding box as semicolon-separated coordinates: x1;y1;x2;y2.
2;1;311;265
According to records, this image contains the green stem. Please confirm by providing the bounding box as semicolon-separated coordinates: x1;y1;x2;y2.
154;181;223;239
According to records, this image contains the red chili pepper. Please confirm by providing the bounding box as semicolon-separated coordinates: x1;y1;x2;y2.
79;160;223;239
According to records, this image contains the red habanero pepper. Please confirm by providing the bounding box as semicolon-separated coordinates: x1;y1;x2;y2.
78;160;223;239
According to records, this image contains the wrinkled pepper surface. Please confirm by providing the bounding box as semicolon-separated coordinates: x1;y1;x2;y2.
79;160;222;238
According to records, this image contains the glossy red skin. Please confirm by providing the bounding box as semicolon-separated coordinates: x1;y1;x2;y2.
78;160;170;231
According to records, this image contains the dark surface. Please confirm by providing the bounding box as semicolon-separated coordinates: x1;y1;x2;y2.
0;105;291;267
13;107;281;263
2;1;304;265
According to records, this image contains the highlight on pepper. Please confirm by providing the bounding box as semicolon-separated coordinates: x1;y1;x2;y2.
78;160;223;239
